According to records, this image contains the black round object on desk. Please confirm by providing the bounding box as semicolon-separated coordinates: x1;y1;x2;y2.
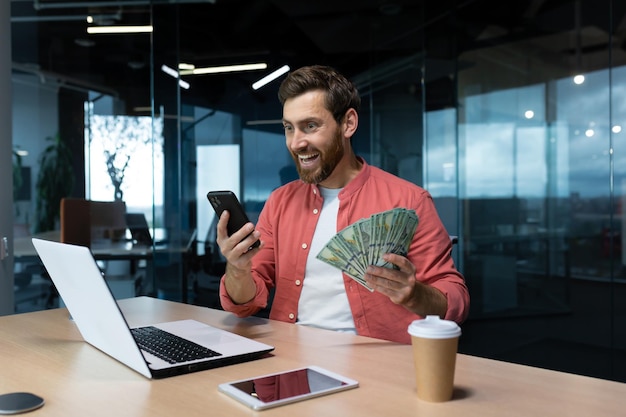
0;392;45;415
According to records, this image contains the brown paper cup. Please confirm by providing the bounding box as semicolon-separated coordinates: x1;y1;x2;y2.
408;316;461;402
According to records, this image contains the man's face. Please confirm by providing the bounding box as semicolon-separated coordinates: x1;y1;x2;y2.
282;90;346;185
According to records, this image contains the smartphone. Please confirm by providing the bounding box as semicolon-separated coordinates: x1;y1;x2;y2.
207;190;260;249
218;366;358;410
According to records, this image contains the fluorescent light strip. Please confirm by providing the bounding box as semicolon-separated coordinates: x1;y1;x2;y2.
246;119;283;126
252;65;290;90
179;63;267;75
161;64;178;78
161;64;190;90
87;25;153;34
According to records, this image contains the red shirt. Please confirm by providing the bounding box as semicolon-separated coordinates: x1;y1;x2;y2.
219;159;470;344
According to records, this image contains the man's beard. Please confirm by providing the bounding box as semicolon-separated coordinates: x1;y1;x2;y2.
292;128;345;184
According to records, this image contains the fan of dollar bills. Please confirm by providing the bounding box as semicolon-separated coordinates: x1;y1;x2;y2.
316;207;419;291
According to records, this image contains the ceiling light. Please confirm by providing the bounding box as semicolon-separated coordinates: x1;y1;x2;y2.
178;63;195;71
573;74;585;85
246;119;283;126
161;65;178;78
161;65;191;90
87;25;153;34
252;65;290;90
179;63;267;76
132;107;194;122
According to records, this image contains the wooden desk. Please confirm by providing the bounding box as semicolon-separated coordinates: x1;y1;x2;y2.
1;297;624;417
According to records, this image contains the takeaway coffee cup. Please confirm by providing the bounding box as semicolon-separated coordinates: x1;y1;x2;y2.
408;315;461;402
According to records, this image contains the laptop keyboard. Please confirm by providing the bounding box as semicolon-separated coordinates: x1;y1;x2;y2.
131;326;222;364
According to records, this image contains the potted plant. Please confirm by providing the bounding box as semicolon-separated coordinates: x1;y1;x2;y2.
12;149;23;197
34;133;75;233
12;148;24;221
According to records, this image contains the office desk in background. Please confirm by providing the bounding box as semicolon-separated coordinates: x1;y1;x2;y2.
13;233;193;303
1;297;625;417
13;231;157;261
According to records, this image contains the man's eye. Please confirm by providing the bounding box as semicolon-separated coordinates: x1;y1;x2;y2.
283;125;293;132
306;122;317;130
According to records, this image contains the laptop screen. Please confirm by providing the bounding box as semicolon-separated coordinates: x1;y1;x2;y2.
125;213;153;245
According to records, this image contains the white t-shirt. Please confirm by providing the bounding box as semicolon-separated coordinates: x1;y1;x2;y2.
297;187;356;334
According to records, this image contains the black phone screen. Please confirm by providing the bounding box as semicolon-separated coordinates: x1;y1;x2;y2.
207;190;260;249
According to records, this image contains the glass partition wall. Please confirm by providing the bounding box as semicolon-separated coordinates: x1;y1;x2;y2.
11;1;178;308
443;0;626;382
9;0;626;383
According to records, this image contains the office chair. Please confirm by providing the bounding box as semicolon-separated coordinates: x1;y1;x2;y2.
59;198;135;298
60;198;91;246
89;200;127;242
60;198;127;246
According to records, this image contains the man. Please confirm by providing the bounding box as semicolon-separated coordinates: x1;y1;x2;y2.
216;65;469;344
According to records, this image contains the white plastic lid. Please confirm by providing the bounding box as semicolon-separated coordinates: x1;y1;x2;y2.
407;315;461;339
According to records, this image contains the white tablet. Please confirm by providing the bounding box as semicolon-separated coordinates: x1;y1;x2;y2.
218;365;359;410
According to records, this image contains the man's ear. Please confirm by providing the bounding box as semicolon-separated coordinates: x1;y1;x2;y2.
343;108;358;138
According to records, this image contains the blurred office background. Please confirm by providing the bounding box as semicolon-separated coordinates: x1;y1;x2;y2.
1;0;625;382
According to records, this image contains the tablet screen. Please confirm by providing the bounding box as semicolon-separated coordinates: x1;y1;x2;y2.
218;366;358;410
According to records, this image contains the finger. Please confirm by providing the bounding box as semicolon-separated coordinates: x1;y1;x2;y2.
216;210;231;242
382;253;411;271
366;272;398;290
239;231;262;254
230;222;256;247
364;273;411;306
364;274;402;304
366;264;403;283
224;233;261;269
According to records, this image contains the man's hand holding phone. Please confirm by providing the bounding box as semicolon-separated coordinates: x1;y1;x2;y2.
208;191;261;304
208;191;261;266
217;210;262;260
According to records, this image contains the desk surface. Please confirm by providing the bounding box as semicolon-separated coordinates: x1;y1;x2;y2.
1;297;625;417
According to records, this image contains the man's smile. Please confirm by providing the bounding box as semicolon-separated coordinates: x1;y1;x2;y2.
298;152;320;166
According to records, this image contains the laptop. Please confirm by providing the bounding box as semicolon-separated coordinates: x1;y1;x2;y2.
124;213;157;246
31;238;274;379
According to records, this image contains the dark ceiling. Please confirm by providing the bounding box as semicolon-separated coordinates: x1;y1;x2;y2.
10;0;626;115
